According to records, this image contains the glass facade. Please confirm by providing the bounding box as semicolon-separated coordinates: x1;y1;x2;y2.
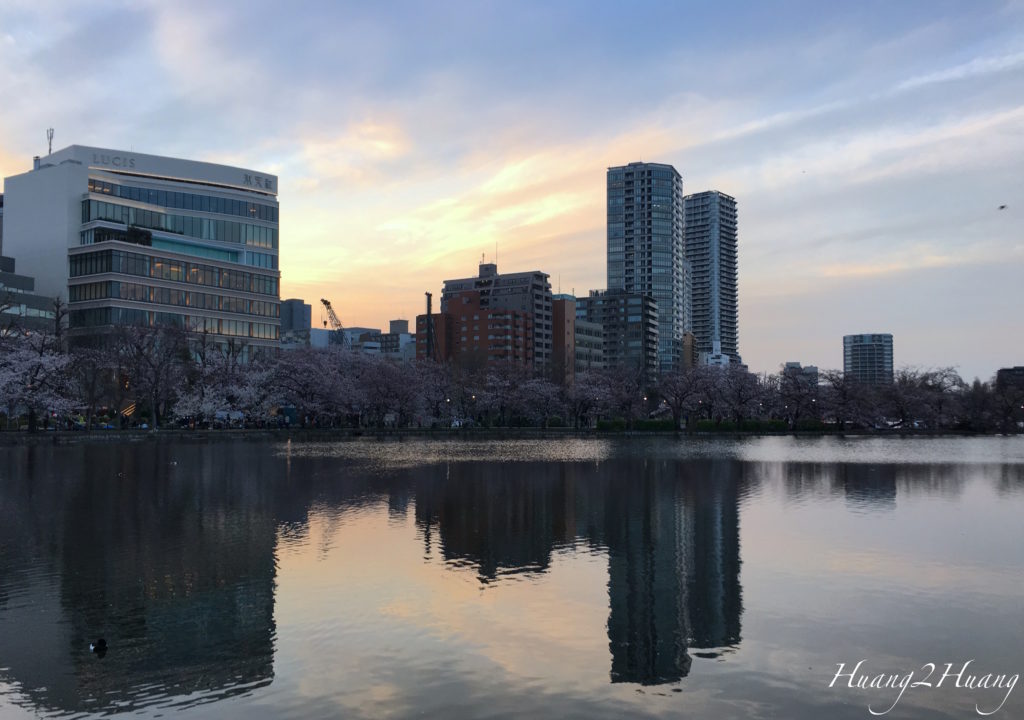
843;334;894;385
87;178;278;222
83;200;277;250
2;303;54;319
607;162;688;374
69;280;280;318
70;249;278;296
69;306;279;340
684;191;739;361
69;167;281;351
576;290;659;378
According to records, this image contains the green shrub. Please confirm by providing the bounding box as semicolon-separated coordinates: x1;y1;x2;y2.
634;419;676;431
738;419;787;432
693;419;736;432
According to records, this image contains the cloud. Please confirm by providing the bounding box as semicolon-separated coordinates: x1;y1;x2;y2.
741;257;1024;380
2;0;1023;378
297;121;413;185
819;255;957;279
896;50;1024;91
710;104;1024;197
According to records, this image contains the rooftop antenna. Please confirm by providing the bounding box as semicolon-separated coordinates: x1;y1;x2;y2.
46;128;54;155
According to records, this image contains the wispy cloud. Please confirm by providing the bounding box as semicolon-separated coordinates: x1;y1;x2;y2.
896;49;1024;91
820;255;957;279
1;0;1022;379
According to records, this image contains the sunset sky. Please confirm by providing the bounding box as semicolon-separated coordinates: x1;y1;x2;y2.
1;0;1022;379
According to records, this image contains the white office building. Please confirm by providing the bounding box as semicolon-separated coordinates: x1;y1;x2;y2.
3;145;280;355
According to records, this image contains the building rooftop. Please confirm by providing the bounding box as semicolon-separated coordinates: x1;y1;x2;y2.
24;145;278;197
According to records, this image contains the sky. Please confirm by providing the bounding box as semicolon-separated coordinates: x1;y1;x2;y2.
0;0;1022;379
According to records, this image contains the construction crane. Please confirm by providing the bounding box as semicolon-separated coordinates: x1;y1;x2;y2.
320;298;346;346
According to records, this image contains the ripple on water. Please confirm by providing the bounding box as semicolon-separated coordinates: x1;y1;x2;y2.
276;435;1024;467
1;436;1023;720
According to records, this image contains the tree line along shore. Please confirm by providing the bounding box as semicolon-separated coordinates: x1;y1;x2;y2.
2;325;1022;434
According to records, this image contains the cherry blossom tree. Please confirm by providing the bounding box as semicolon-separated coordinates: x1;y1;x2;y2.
67;345;119;429
656;366;708;430
518;376;565;426
778;365;819;429
715;364;763;426
411;360;451;427
0;331;73;431
565;371;609;429
115;325;190;429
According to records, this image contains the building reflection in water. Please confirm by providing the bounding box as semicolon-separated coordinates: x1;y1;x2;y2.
0;443;278;716
586;459;743;685
413;463;573;581
14;440;978;715
411;457;745;686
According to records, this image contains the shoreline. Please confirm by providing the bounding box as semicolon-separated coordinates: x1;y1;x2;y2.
0;427;1013;446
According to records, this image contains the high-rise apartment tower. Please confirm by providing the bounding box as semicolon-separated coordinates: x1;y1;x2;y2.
843;333;894;384
607;162;688;373
684;191;738;363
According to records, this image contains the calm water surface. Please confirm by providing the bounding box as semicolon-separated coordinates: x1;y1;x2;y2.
1;436;1023;719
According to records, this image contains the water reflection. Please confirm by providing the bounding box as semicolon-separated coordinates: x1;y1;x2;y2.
595;460;743;685
410;460;745;684
413;464;574;581
838;464;898;510
1;438;1022;719
773;460;991;507
0;443;278;716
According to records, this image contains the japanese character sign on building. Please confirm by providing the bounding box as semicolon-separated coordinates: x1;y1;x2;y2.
243;174;274;191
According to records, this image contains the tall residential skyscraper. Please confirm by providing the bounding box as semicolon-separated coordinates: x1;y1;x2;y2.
684;190;738;363
607;162;688;373
3;146;280;356
843;333;894;384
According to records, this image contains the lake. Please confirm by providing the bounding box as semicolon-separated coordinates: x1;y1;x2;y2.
1;436;1023;719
